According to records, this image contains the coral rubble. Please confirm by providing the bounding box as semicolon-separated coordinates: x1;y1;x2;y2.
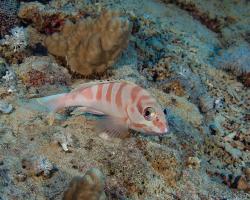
18;1;66;35
45;10;131;76
16;56;71;91
0;0;19;38
0;27;28;52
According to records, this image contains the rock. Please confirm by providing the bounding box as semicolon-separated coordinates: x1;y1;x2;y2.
53;128;73;152
223;142;242;160
236;176;250;192
198;95;214;113
15;172;27;182
21;156;57;178
244;168;250;181
16;56;71;93
0;100;13;114
0;58;8;78
186;157;201;169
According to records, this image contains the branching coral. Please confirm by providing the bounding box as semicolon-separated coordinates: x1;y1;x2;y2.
44;10;131;76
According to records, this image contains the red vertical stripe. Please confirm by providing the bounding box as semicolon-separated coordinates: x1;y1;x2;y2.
106;83;114;103
130;86;141;103
96;84;103;101
115;82;127;107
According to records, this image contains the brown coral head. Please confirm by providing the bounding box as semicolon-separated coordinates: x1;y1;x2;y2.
45;10;131;76
63;168;106;200
101;12;131;51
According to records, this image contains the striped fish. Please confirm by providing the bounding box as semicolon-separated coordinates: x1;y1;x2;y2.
36;80;169;137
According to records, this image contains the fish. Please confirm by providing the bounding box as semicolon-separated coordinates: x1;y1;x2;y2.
35;80;169;137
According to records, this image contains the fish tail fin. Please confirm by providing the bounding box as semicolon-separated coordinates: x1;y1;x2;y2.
17;93;68;113
35;93;68;112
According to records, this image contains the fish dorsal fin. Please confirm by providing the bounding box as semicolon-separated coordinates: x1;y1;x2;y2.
71;79;135;92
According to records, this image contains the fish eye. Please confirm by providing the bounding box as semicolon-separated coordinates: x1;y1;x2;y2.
163;108;167;115
143;107;156;121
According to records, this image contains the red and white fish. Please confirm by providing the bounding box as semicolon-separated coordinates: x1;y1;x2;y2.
36;80;169;137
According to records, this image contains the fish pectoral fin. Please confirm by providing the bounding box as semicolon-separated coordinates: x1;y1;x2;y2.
96;116;130;139
72;107;105;115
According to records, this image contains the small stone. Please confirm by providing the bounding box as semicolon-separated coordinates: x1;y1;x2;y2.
244;168;250;181
236;176;250;192
54;128;73;152
223;142;242;160
214;97;225;110
15;172;27;182
186;157;201;169
0;58;8;78
0;100;13;114
199;95;214;113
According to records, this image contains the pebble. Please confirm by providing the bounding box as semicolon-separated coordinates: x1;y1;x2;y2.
15;172;27;182
199;95;214;113
223;142;242;160
0;59;8;78
0;100;13;114
244;168;250;180
236;176;250;192
186;157;201;169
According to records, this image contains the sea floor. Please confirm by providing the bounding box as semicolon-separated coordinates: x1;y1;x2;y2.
0;0;249;199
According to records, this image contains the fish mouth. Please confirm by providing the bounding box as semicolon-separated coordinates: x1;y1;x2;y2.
156;127;168;135
164;127;169;133
148;127;169;136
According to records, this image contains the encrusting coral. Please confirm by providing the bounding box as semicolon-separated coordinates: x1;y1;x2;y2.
44;10;131;76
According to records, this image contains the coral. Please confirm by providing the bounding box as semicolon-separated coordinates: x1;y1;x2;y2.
186;157;201;169
63;168;106;200
143;56;171;82
0;59;17;93
44;10;131;76
162;0;222;33
0;27;28;52
0;0;19;38
214;42;250;76
213;42;250;87
21;156;57;178
18;1;65;34
53;128;73;152
142;144;182;187
163;80;186;96
16;56;71;89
